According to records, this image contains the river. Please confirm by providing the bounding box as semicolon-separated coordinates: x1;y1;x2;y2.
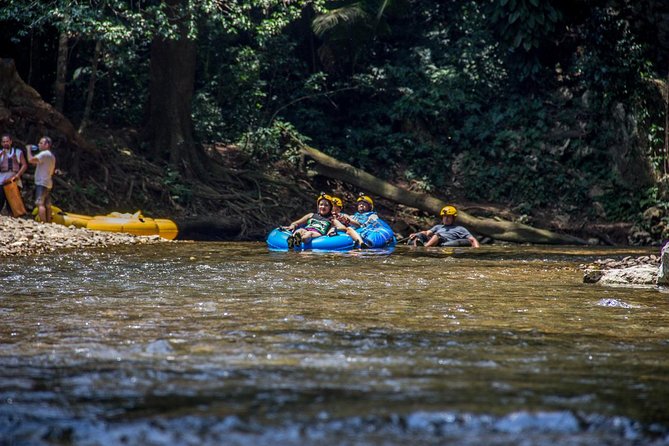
1;243;668;445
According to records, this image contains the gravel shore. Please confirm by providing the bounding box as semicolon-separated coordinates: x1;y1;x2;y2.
580;254;660;271
0;216;169;256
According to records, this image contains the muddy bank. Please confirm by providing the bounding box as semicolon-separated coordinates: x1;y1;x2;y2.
0;216;169;256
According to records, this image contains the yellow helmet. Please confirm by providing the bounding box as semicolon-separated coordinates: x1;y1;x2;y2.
331;196;343;207
317;192;333;206
440;205;457;217
356;193;374;210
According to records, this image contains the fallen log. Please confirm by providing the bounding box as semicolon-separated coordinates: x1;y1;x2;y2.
300;143;588;245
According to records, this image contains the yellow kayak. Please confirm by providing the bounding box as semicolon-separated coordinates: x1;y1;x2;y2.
37;207;178;240
87;211;179;240
53;211;92;228
153;218;179;240
35;206;90;228
87;216;160;237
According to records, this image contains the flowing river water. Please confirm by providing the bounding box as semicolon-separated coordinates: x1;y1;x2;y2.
1;242;668;445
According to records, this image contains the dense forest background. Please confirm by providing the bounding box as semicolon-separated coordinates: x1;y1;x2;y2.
1;0;668;243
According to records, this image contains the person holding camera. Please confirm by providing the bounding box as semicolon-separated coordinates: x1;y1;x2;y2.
26;136;56;223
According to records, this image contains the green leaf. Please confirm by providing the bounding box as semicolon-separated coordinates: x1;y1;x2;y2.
72;66;84;80
509;11;520;24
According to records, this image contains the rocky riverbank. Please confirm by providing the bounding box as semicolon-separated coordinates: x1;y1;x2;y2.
0;216;169;256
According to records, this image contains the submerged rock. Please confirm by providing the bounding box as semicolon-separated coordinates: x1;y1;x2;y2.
596;298;637;308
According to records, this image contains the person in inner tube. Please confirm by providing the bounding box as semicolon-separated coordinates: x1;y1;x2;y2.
331;195;369;248
351;193;379;226
408;205;480;248
282;193;348;249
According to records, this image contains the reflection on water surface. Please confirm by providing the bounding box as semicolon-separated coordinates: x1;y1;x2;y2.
1;243;668;445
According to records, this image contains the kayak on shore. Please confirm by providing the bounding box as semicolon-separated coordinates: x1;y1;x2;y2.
36;206;178;240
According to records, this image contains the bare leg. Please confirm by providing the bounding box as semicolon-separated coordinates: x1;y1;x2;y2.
300;230;320;243
38;204;47;223
424;234;441;247
346;227;367;247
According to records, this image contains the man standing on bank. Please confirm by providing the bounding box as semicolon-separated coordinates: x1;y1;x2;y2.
408;205;480;248
26;136;56;223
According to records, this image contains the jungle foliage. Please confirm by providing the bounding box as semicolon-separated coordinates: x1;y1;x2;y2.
0;0;667;227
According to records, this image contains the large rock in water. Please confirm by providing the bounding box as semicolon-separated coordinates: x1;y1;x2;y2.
583;254;660;286
595;265;658;286
658;242;669;285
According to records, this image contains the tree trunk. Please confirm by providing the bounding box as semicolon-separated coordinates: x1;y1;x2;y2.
299;142;588;245
54;29;68;113
146;36;196;165
145;0;204;177
78;40;102;135
665;70;669;175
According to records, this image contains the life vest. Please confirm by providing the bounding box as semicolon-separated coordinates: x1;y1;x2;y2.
305;212;333;235
353;211;377;226
0;148;23;173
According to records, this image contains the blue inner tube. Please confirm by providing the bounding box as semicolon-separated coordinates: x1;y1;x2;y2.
357;218;396;248
266;219;396;252
266;228;355;252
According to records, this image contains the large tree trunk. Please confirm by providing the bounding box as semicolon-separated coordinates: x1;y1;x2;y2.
146;36;197;167
78;39;102;135
665;70;669;175
300;143;588;245
145;0;205;177
54;29;68;113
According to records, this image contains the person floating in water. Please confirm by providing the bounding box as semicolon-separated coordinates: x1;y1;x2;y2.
352;193;379;227
331;195;369;248
283;193;348;249
408;205;480;248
